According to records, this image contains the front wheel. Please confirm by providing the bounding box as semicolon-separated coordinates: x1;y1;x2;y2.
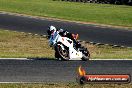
55;43;70;61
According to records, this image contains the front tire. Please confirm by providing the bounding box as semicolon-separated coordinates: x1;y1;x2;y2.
55;43;70;61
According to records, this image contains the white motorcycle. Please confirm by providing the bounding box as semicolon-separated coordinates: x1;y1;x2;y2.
53;34;90;61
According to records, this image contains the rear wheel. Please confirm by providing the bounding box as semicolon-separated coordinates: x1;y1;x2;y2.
55;43;70;61
80;47;90;61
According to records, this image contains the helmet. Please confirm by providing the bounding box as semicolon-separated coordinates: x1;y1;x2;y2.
47;25;57;37
49;25;56;32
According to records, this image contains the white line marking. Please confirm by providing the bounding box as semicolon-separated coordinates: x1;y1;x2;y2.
96;43;101;44
0;58;28;60
105;44;109;46
113;45;118;47
4;30;9;31
35;34;38;35
95;43;103;45
90;42;94;44
90;59;132;60
0;58;131;61
0;82;47;83
28;33;32;35
121;46;125;48
43;35;47;37
69;59;81;61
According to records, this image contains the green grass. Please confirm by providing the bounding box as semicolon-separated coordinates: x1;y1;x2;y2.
0;0;132;28
87;44;132;59
0;29;132;59
0;29;54;58
0;83;132;88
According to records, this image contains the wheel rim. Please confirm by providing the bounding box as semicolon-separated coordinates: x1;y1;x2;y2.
57;44;69;60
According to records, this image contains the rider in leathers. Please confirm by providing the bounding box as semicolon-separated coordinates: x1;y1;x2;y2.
47;25;80;48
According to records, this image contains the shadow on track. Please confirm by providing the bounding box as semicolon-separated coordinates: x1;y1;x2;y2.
27;58;58;61
27;58;83;62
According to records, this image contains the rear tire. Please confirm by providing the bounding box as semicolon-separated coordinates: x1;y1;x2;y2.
80;47;90;61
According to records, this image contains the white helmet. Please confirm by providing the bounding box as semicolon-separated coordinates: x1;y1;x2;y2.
47;25;57;38
49;25;56;32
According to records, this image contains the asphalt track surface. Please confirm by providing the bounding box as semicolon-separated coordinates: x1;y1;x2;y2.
0;59;132;82
0;13;132;47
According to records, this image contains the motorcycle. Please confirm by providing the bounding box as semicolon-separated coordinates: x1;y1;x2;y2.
52;33;90;61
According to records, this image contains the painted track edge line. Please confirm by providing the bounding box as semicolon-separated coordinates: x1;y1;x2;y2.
90;59;132;60
0;58;28;60
0;82;51;83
